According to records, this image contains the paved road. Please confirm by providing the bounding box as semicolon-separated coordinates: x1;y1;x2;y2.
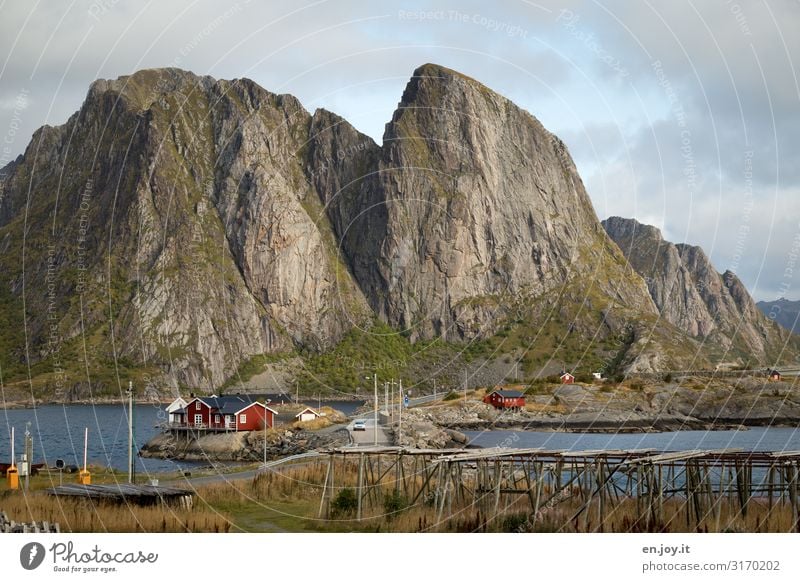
346;393;444;447
347;417;390;446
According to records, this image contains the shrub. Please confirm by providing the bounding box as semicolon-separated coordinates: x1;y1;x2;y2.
499;512;530;532
331;488;358;517
383;490;408;518
443;390;460;401
663;373;673;383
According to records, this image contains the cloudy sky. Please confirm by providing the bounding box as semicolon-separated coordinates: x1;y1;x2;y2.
2;0;799;300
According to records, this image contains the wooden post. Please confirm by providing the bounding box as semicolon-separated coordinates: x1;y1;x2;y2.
788;462;800;532
356;453;364;521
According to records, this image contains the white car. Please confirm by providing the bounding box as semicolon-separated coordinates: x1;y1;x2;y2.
352;419;367;431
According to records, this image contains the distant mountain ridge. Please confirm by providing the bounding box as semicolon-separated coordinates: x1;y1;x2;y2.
757;299;800;334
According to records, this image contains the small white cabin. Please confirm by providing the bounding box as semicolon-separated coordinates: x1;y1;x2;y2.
295;407;321;423
166;397;188;424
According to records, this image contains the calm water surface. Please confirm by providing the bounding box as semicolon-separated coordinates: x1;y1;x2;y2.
0;400;364;474
463;426;800;452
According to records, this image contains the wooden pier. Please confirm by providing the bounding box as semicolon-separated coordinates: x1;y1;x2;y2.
313;447;800;532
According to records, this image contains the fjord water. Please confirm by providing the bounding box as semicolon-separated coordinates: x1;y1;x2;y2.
1;404;191;474
1;401;365;473
463;426;800;452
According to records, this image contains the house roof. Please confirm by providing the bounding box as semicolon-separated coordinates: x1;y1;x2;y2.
295;407;321;418
491;390;524;398
166;397;188;413
560;372;575;378
182;395;278;415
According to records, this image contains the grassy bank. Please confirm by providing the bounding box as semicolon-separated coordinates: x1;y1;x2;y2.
4;457;799;533
0;490;231;533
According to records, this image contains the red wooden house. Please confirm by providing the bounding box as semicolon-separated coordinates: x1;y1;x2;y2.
483;389;526;411
173;395;277;432
560;372;575;384
768;369;782;382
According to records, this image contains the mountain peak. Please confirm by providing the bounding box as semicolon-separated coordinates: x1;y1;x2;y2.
411;62;480;82
88;67;211;110
602;216;664;243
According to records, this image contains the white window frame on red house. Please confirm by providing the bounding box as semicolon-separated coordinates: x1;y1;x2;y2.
214;414;220;424
194;414;202;426
195;401;201;410
240;413;247;425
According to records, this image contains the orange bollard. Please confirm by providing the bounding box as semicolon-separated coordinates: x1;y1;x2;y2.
6;465;19;490
77;469;91;485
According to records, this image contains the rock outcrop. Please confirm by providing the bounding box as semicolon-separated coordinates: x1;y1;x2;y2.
139;426;346;461
603;216;796;363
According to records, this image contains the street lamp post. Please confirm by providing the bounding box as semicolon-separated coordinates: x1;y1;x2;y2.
127;381;135;484
263;399;271;468
365;374;379;446
398;378;403;447
373;373;378;446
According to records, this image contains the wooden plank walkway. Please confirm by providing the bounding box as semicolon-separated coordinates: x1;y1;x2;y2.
46;483;194;507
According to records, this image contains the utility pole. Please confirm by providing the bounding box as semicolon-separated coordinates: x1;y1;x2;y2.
464;369;468;402
398;378;403;447
127;381;135;484
433;378;436;398
263;399;271;468
373;373;378;446
24;422;32;491
390;379;395;423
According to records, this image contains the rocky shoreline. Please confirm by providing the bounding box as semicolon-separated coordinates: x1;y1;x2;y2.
140;427;349;462
398;378;800;436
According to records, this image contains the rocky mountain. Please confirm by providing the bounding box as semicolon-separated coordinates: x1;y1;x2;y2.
338;64;657;342
757;299;800;334
0;69;374;391
0;65;794;397
603;216;797;365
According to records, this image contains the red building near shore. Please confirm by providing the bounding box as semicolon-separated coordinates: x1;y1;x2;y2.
484;389;526;411
172;395;277;432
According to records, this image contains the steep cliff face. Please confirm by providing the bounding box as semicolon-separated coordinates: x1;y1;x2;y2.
603;216;795;364
341;64;657;342
0;68;372;390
